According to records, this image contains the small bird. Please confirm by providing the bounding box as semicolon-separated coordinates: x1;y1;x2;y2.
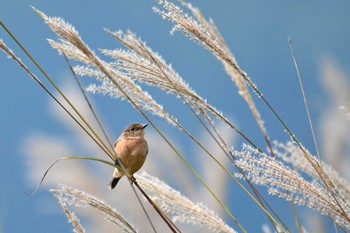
108;123;149;190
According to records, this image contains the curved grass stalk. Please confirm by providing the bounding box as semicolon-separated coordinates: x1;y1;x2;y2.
52;184;138;233
53;192;86;233
29;155;115;196
0;37;114;162
0;21;115;161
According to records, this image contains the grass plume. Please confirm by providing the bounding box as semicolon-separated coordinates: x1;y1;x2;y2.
1;1;349;232
51;185;137;233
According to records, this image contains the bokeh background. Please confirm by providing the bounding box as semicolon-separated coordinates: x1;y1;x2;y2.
1;1;350;232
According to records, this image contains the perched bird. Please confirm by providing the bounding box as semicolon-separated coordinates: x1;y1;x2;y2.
108;123;149;190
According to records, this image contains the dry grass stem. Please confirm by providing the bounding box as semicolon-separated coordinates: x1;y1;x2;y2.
0;39;41;83
154;1;269;148
273;141;350;199
102;30;222;118
233;144;350;230
136;172;237;233
52;192;86;233
51;185;138;233
34;8;177;128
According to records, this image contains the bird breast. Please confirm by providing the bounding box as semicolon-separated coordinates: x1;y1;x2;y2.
115;137;148;175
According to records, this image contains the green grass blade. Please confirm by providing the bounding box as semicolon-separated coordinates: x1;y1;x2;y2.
0;21;115;161
29;155;115;196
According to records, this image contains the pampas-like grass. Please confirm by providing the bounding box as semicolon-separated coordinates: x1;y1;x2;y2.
51;172;237;233
34;7;177;129
51;185;138;233
233;144;350;229
1;0;350;232
273;141;350;199
52;192;86;233
135;172;237;233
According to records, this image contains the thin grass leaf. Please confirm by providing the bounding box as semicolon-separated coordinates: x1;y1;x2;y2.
0;21;115;161
288;40;350;223
29;155;116;196
62;53;115;150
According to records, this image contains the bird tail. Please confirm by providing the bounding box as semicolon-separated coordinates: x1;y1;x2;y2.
108;177;121;190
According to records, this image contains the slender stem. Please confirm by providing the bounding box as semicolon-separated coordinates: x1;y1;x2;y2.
63;54;161;232
288;37;322;167
0;29;111;158
288;37;350;223
0;21;115;161
133;179;182;233
289;200;302;233
63;53;114;150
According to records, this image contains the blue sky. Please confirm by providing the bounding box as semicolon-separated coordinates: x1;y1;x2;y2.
1;1;350;232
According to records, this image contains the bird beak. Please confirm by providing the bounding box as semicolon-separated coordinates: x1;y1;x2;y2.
141;123;148;129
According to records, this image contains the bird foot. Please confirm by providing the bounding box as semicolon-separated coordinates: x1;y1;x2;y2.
130;175;136;184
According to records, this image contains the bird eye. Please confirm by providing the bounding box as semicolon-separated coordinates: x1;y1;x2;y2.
130;127;136;132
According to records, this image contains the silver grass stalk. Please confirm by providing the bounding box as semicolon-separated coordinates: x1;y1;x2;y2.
273;141;350;199
0;39;41;83
49;38;176;127
33;8;177;127
154;1;268;144
34;7;240;140
51;185;138;233
52;192;86;233
135;172;237;233
101;29;224;120
233;144;350;230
